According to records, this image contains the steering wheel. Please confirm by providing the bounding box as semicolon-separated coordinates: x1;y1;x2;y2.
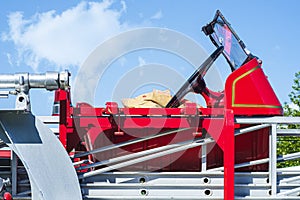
166;46;224;108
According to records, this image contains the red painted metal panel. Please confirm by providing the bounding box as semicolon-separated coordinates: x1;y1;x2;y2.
225;58;283;116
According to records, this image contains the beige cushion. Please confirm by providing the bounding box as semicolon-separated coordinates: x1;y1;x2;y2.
122;89;172;108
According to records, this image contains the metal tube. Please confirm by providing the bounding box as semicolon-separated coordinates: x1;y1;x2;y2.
83;123;272;172
209;151;300;172
208;157;270;171
277;129;300;136
278;152;300;161
76;124;271;164
73;159;91;166
235;124;270;136
77;143;182;170
201;144;207;171
0;71;69;91
277;186;300;196
0;74;16;88
79;137;214;179
89;134;300;171
280;175;300;184
28;74;48;88
73;128;191;159
77;136;211;171
235;116;300;124
270;124;277;196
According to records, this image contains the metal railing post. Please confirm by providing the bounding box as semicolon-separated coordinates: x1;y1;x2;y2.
269;124;277;196
201;144;207;171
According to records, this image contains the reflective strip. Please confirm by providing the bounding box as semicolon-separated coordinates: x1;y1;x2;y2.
231;66;281;108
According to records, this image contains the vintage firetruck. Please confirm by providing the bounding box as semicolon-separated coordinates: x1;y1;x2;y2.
0;10;299;200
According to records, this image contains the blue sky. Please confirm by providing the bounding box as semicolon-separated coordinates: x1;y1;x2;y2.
0;0;299;115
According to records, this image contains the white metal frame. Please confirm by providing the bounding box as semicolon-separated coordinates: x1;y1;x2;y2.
2;116;300;199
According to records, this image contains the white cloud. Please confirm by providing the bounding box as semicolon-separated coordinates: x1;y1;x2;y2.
6;53;13;66
1;1;129;71
120;0;127;13
138;56;146;66
118;56;127;67
150;10;163;20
